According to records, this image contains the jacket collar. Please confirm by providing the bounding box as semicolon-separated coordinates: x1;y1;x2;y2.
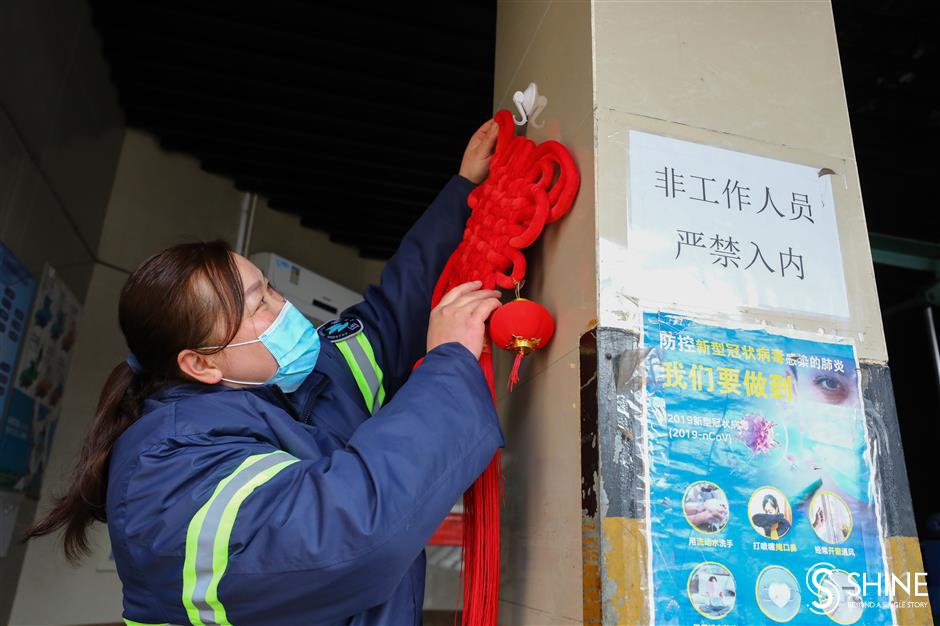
154;381;228;401
285;369;330;423
152;370;331;424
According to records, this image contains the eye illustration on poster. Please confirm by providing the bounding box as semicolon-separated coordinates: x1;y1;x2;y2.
0;264;81;498
643;311;891;625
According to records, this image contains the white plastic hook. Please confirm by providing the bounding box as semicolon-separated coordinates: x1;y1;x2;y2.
511;82;547;129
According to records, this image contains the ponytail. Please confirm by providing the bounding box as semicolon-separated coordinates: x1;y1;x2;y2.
22;362;162;561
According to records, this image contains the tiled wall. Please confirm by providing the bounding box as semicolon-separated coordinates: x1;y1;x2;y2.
0;1;124;623
0;0;124;301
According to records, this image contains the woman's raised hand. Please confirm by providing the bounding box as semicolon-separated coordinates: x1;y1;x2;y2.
427;281;501;359
458;118;499;184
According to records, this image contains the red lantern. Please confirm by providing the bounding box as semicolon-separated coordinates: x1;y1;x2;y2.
488;297;555;391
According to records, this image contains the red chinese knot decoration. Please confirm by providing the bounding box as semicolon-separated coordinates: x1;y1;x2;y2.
429;108;579;626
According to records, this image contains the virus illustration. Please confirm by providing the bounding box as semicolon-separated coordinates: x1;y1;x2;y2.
736;413;780;455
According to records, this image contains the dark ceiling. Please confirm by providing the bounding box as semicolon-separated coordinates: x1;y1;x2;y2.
832;0;939;243
88;0;497;259
88;2;937;259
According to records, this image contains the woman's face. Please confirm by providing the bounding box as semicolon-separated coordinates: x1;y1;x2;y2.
764;500;778;514
212;254;285;387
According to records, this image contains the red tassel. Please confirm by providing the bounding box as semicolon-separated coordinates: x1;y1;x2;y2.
462;455;501;626
508;351;524;391
460;350;502;626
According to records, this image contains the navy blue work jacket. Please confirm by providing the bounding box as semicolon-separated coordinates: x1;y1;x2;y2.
107;175;504;626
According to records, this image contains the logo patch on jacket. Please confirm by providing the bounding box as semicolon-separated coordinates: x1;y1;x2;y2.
317;317;364;342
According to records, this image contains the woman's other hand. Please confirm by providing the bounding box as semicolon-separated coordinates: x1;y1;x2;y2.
458;118;499;184
427;281;501;359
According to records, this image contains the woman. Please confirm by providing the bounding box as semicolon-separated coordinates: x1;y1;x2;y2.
25;121;504;626
751;493;791;539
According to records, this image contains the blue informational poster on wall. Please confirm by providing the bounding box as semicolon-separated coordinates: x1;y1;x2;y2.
0;242;36;440
643;311;891;625
0;264;80;495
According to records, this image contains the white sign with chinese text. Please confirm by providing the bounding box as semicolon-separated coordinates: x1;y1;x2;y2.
625;130;849;318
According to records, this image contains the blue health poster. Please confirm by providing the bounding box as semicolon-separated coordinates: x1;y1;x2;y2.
0;242;36;427
0;264;80;493
643;311;892;625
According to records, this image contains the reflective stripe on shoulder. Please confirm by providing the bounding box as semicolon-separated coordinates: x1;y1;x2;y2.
334;331;385;415
182;450;299;626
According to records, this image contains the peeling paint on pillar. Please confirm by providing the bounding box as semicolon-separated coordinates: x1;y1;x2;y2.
860;362;934;624
581;329;602;625
582;327;652;624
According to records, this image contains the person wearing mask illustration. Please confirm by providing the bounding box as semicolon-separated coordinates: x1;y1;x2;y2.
751;493;791;539
24;119;504;626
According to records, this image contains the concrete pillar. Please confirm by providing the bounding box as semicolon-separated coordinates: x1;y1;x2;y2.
492;2;595;624
493;1;927;624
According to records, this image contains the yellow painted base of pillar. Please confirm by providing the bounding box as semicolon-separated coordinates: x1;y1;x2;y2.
886;535;934;626
600;516;649;625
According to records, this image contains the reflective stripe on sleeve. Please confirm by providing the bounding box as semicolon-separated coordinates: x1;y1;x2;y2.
335;331;385;415
182;450;299;626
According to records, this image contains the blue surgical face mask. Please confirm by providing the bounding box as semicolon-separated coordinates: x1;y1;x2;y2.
211;300;320;393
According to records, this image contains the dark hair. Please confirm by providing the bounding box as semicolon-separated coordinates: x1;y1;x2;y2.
763;494;779;512
708;576;717;582
22;240;245;561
